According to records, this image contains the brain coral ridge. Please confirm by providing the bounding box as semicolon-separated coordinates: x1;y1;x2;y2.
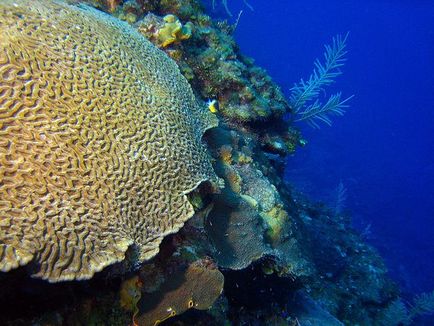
0;0;218;282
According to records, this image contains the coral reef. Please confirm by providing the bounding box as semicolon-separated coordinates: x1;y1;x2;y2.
205;190;272;269
136;258;224;326
379;290;434;325
293;196;399;324
0;0;408;325
158;14;192;47
135;7;290;124
0;0;218;282
137;13;193;47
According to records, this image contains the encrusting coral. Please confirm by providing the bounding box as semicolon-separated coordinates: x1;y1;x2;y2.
136;258;224;326
137;13;193;48
158;14;193;47
205;190;272;270
0;0;218;282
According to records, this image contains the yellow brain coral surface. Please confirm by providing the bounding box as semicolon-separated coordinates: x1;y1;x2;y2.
0;0;218;282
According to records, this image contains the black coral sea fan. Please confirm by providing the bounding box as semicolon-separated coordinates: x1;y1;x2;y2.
290;33;354;129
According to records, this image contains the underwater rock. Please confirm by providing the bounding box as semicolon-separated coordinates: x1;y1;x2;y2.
235;164;313;278
159;0;202;21
134;8;290;124
205;126;312;278
205;191;272;270
289;291;344;326
0;0;218;282
77;0;155;23
293;195;399;324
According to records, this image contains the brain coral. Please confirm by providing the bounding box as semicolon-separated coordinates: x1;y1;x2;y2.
0;0;218;282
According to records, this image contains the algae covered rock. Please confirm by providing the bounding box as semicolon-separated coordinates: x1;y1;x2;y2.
0;0;218;282
205;191;272;270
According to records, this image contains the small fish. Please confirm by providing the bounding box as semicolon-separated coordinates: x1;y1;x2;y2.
207;99;219;113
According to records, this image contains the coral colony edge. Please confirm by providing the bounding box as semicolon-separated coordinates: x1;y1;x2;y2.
0;1;432;326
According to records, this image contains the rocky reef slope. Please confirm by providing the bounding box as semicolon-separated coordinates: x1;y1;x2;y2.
0;0;400;325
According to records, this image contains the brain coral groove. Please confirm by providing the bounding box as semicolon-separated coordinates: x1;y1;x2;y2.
0;0;218;282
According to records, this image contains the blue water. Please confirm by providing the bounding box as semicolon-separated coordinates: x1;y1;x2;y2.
212;0;434;296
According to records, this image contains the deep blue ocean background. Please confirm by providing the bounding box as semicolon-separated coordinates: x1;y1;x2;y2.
208;0;434;298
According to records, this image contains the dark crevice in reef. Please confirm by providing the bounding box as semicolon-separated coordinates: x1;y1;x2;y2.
223;261;302;309
0;270;126;324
